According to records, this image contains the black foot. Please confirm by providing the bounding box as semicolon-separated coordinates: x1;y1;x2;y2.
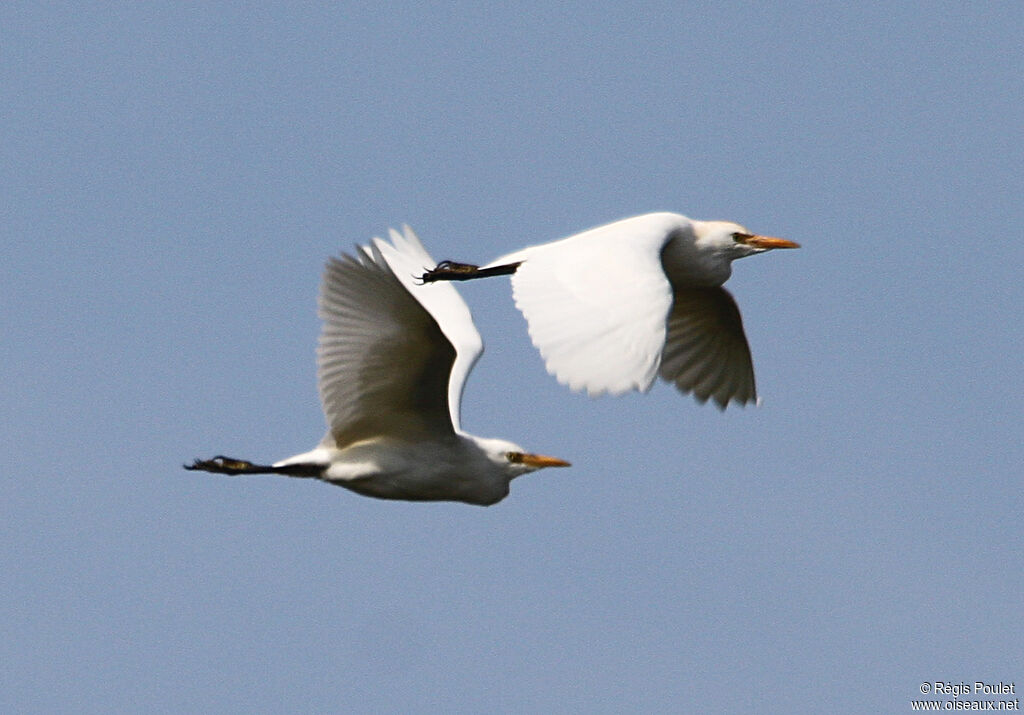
184;455;258;475
419;260;482;283
419;260;522;283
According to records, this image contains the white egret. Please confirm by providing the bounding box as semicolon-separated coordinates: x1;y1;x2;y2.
422;212;799;409
186;226;569;506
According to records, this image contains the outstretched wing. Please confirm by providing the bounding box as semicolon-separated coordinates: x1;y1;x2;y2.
498;212;689;396
658;286;756;409
373;226;483;433
317;227;482;447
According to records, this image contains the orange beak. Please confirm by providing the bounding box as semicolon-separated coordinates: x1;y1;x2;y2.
519;453;572;469
741;234;801;249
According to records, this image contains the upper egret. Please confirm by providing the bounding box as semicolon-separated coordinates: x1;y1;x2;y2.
422;212;799;409
186;226;569;505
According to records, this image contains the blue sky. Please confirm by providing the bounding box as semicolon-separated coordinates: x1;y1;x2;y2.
3;3;1021;713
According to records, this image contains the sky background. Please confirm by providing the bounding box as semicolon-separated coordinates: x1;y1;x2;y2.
3;3;1021;713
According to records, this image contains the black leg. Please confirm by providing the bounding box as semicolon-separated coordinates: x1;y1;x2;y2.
184;456;273;475
419;260;521;283
183;455;324;479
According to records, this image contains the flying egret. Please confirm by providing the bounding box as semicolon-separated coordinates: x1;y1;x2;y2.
185;226;569;506
422;212;799;409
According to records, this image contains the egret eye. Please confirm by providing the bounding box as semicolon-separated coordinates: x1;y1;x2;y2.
732;232;754;243
506;451;524;463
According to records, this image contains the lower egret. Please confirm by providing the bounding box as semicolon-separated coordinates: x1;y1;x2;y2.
186;226;569;505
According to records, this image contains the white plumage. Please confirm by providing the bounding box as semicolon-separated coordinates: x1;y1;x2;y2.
424;212;799;409
186;226;569;506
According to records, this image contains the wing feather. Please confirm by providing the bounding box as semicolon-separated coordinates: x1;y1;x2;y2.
317;228;480;446
505;213;690;396
658;286;756;409
372;226;483;433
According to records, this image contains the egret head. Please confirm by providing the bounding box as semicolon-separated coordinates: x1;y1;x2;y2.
694;220;800;260
476;437;571;478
